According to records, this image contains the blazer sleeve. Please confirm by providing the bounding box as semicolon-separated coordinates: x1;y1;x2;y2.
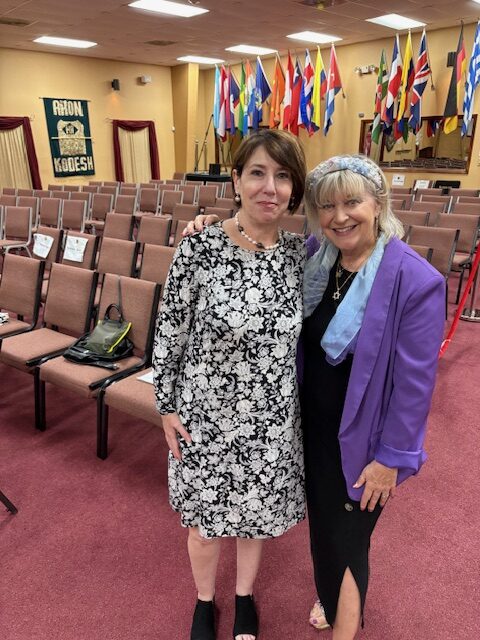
152;237;198;415
374;272;446;473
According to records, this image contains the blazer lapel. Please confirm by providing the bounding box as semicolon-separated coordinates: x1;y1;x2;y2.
339;239;404;435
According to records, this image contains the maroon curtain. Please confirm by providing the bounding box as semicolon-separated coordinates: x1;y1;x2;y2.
0;116;42;189
112;120;160;182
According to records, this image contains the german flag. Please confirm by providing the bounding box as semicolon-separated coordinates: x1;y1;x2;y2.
443;24;466;134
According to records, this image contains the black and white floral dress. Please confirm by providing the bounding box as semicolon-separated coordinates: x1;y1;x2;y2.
153;224;306;539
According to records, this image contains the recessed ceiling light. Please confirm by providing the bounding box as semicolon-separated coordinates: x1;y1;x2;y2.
287;31;342;45
177;55;224;64
34;36;97;48
128;0;208;17
366;14;425;30
226;44;277;56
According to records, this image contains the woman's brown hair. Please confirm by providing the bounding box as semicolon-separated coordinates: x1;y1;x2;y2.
231;129;306;213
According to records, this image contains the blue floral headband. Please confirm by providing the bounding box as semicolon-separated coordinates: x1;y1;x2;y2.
306;155;384;191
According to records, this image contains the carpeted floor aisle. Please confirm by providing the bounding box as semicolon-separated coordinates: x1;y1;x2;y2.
1;300;479;639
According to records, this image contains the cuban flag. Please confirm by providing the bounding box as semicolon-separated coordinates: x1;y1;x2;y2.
323;44;343;136
462;21;480;136
409;30;431;133
382;35;403;128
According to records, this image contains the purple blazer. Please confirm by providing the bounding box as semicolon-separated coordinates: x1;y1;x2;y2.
300;236;446;501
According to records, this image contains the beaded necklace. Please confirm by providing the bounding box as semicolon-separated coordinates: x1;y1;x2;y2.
234;212;280;251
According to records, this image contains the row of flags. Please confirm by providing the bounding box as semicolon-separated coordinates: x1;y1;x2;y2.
213;44;343;140
373;22;480;145
213;22;480;145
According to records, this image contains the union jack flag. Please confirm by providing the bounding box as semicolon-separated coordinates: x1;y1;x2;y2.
409;30;430;133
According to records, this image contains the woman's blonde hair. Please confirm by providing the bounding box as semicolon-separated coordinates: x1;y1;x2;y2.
304;154;404;242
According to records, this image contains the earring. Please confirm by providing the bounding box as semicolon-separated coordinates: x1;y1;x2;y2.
234;193;241;205
374;216;380;237
288;196;295;210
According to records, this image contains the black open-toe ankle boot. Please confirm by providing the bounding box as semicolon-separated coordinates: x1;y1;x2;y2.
190;599;216;640
233;594;258;639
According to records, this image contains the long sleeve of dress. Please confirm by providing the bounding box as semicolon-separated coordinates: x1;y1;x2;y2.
152;237;198;415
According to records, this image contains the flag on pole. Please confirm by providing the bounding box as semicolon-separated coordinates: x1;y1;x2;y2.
243;59;255;133
324;44;343;135
409;30;431;133
382;35;403;128
396;31;414;122
282;52;294;130
427;118;441;137
289;57;303;136
462;21;480;136
217;65;228;141
238;63;247;136
227;70;240;135
299;49;315;134
311;47;327;131
371;50;388;144
213;65;220;131
269;55;285;128
251;57;271;130
443;24;466;134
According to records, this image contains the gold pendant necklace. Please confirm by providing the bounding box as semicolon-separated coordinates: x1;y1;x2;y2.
332;263;355;301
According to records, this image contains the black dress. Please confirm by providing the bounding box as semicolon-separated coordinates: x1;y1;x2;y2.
302;259;383;627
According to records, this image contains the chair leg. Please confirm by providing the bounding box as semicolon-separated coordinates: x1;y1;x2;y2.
34;369;46;431
97;390;109;460
455;269;465;305
0;490;18;515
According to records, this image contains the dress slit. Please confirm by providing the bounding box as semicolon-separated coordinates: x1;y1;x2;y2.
302;259;382;628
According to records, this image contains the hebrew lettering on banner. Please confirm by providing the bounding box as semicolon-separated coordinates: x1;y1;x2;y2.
43;98;95;177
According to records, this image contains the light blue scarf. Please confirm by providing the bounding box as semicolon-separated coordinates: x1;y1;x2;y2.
303;235;386;365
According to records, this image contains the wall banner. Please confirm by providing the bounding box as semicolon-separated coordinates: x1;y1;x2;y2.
43;97;95;177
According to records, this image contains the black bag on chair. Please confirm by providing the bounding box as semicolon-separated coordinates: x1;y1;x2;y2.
63;280;134;370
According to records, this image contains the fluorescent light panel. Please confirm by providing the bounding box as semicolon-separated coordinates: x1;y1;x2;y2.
287;31;342;44
366;14;425;30
34;36;97;48
177;55;224;64
226;44;277;56
128;0;208;17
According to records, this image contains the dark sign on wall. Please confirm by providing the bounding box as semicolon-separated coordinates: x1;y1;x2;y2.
43;98;95;177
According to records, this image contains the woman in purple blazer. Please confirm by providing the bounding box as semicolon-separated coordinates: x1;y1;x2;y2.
183;154;445;639
302;155;445;638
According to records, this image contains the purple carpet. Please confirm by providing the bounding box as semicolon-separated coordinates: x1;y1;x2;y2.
1;290;479;639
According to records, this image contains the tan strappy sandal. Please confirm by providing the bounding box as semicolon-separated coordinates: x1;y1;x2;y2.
309;600;331;630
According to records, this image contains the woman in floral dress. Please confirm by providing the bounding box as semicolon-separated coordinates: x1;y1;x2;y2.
153;130;307;640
